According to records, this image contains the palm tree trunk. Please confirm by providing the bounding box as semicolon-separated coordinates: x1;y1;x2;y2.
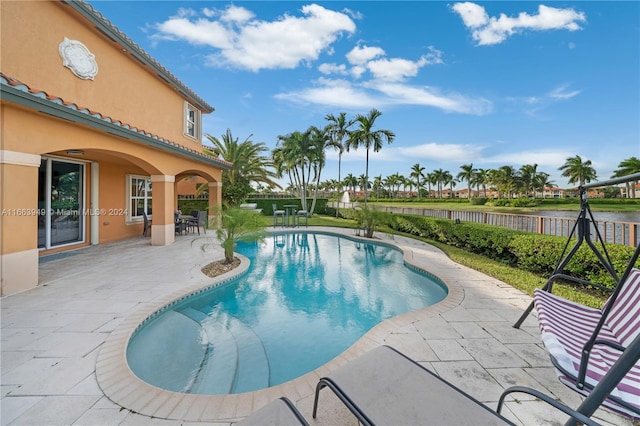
337;153;342;217
364;148;370;203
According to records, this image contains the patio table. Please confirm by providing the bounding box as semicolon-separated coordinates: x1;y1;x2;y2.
283;205;297;227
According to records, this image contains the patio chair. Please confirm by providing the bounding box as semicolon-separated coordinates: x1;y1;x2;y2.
236;397;308;426
142;211;151;237
312;345;601;426
273;204;285;227
295;209;308;227
187;210;207;234
175;213;186;235
533;265;640;419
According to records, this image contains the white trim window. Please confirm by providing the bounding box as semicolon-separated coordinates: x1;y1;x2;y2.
184;102;202;140
128;175;152;221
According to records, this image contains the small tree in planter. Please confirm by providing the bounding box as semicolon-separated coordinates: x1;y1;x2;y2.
196;207;266;264
217;207;266;263
355;205;384;238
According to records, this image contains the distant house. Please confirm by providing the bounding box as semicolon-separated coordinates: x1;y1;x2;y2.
0;1;231;296
619;182;640;198
537;186;566;199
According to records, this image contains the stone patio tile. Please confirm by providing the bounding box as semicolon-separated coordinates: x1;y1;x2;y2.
0;328;57;351
0;351;39;374
72;406;130;425
383;332;437;362
426;339;473;361
15;357;95;395
62;314;117;332
8;395;101;425
486;368;546;401
458;339;528;369
0;396;43;426
464;308;508;321
431;360;504;403
21;332;106;358
450;321;492;339
506;343;550;368
413;316;461;339
1;357;63;388
440;306;479;322
478;321;541;344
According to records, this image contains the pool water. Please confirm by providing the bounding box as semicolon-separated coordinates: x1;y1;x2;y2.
127;232;447;395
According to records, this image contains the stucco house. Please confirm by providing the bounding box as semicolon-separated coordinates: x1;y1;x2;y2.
0;0;231;296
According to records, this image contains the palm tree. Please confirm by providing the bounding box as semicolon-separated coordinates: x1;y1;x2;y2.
533;172;555;197
519;164;538;197
432;168;446;198
492;165;519;199
612;156;640;198
559;155;597;187
425;172;435;197
410;163;426;199
357;174;370;195
475;168;490;198
442;171;455;198
325;112;353;215
457;163;476;200
307;125;329;215
205;129;279;207
346;108;395;202
373;175;383;199
343;173;357;196
274;127;323;212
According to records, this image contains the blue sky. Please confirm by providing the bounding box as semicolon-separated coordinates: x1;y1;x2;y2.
88;1;639;189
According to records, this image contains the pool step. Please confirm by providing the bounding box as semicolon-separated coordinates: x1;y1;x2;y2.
225;313;270;393
128;310;207;393
178;307;270;394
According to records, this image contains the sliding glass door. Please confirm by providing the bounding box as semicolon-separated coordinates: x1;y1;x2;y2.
38;158;85;248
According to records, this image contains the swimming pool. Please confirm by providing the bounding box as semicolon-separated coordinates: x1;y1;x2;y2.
127;232;447;395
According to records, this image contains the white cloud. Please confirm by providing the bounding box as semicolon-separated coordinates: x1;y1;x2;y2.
397;143;485;162
154;4;356;71
367;82;493;115
346;45;386;65
367;57;428;81
219;5;255;24
450;2;489;28
318;63;348;75
274;78;380;109
483;149;574;168
548;84;581;100
276;78;492;115
451;3;586;46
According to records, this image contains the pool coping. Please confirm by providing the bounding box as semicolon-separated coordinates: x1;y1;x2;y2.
95;228;464;423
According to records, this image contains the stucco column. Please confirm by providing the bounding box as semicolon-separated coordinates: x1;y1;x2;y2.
0;151;41;296
208;181;222;228
150;175;175;246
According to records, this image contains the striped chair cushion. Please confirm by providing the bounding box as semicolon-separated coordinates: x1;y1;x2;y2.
605;269;640;347
533;268;640;418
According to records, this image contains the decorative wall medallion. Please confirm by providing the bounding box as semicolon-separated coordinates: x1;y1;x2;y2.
59;37;98;80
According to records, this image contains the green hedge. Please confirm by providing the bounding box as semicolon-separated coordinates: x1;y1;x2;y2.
178;199;209;214
377;211;638;290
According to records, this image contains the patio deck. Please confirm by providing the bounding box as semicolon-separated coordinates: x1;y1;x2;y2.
1;227;633;425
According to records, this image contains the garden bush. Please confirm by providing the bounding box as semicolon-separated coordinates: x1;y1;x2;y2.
383;212;638;290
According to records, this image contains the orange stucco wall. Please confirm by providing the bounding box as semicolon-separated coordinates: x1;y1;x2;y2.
1;1;227;296
1;0;203;149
